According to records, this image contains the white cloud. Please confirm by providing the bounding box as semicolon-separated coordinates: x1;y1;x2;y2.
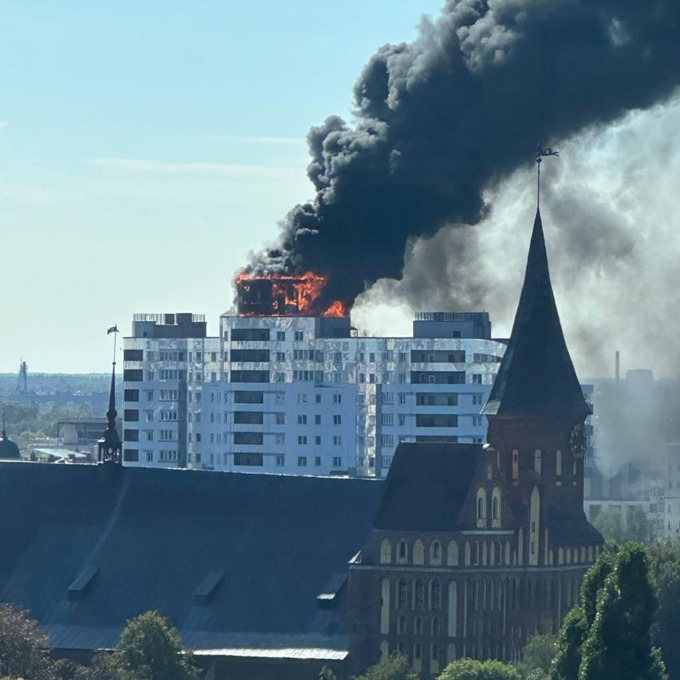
87;157;301;181
209;134;305;145
0;121;9;129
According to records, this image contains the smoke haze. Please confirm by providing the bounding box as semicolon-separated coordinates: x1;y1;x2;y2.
247;0;680;329
354;98;680;379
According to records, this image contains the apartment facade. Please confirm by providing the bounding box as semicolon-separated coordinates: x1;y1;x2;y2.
122;311;507;477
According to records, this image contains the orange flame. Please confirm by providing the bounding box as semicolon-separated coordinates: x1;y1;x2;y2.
236;270;347;317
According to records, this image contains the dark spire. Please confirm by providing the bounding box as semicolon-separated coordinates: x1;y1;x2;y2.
98;327;122;464
483;209;590;421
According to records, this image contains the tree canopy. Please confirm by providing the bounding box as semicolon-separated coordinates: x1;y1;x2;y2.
550;544;666;680
0;603;59;680
439;658;521;680
354;654;420;680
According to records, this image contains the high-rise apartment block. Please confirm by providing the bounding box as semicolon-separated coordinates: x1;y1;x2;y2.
122;310;507;477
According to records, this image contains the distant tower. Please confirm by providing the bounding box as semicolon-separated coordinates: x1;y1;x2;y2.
17;360;27;393
98;329;122;465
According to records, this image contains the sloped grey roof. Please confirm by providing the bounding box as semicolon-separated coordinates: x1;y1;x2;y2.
0;462;384;652
483;210;590;421
374;442;482;532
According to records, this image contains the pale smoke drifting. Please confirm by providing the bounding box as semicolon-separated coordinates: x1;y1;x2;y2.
354;98;680;381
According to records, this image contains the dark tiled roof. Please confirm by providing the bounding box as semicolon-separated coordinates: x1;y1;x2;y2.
484;210;590;421
374;443;482;532
547;517;603;546
0;430;20;459
0;463;384;652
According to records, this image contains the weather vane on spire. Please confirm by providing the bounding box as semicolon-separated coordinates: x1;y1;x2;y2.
536;144;559;209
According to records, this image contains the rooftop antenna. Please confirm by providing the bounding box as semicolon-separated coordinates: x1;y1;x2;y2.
536;144;559;210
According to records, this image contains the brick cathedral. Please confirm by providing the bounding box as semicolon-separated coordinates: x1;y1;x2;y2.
0;207;602;680
348;208;603;675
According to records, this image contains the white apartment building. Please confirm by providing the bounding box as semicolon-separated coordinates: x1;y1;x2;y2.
122;311;507;477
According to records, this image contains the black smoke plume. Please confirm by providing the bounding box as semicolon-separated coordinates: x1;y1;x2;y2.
246;0;680;309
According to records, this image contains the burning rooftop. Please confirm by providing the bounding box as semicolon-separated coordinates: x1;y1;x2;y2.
235;271;347;318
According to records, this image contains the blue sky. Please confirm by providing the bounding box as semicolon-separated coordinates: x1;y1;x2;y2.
0;0;444;372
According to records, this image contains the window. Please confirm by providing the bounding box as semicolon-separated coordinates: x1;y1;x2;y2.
232;328;270;341
275;413;285;425
398;540;407;561
472;415;483;426
275;434;285;445
160;430;174;441
294;330;304;341
298;415;307;425
298;394;307;404
333;414;342;425
333;393;342;404
381;434;394;446
234;411;263;425
123;369;143;382
124;389;139;402
476;487;487;527
275;391;285;402
398;414;406;426
556;450;563;477
398;393;407;405
534;449;542;475
414;580;425;609
233;389;264;403
398;580;408;608
123;429;139;442
315;414;321;425
233;432;263;445
333;436;342;445
124;349;143;361
332;456;342;467
314;456;321;467
315;394;321;404
145;450;153;463
275;455;285;466
277;331;285;341
315;436;321;445
298;435;307;445
492;488;502;528
471;374;483;384
234;453;264;466
382;413;394;426
430;579;441;610
297;456;307;466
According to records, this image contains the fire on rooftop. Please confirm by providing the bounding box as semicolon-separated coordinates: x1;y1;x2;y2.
235;271;347;317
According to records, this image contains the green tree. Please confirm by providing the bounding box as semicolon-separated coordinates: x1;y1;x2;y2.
579;544;664;680
355;654;419;680
438;658;521;680
111;611;198;680
550;607;587;680
648;541;680;680
0;603;59;680
550;544;666;680
516;635;557;680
